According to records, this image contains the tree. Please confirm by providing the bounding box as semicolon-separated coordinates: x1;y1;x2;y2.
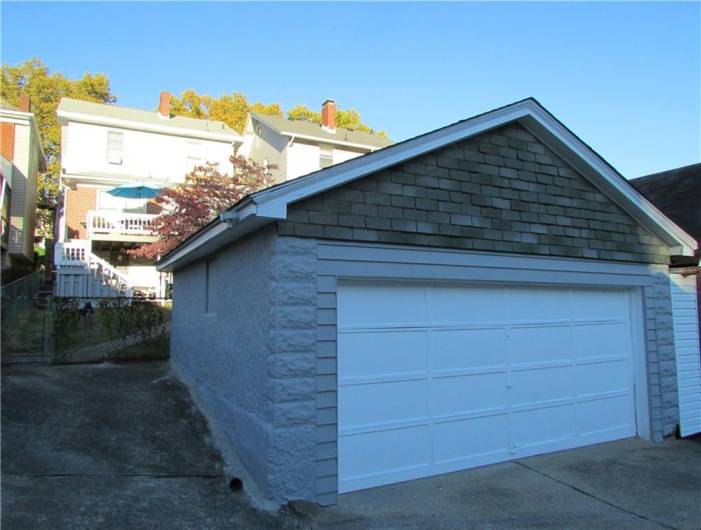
1;58;116;235
286;103;386;136
287;103;321;123
170;91;282;133
129;156;276;260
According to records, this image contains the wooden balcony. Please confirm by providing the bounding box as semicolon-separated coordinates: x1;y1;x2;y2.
86;210;158;242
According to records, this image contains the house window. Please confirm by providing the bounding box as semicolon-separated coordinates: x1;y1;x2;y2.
320;147;333;169
106;131;123;165
204;259;216;314
187;139;203;167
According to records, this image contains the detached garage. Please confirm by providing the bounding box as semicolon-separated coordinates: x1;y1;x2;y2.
157;98;700;507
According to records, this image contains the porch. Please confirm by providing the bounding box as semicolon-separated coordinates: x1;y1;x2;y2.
87;210;158;243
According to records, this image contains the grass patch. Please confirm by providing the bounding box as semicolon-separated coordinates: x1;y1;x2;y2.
108;334;170;362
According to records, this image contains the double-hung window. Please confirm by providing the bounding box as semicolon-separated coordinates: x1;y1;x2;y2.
106;131;124;165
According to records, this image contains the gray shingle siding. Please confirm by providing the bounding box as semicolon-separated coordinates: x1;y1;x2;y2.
279;123;669;265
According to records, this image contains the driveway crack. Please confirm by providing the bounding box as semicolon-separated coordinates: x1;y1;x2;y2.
514;461;680;530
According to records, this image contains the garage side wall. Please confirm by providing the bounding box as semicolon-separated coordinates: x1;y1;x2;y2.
170;227;278;496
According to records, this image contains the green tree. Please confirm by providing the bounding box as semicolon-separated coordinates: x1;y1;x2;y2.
1;58;116;234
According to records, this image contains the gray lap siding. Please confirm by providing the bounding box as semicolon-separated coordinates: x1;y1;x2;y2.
279;123;669;265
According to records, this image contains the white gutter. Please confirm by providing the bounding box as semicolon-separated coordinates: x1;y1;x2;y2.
279;130;385;151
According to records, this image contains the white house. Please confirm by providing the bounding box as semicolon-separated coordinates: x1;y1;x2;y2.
238;100;393;183
54;92;244;297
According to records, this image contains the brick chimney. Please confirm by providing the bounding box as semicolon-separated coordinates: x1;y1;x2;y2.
158;91;170;118
18;94;31;112
321;99;336;130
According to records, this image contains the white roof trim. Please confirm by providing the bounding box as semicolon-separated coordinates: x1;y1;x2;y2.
250;114;383;151
57;109;244;143
278;131;380;151
1;108;47;164
158;98;697;272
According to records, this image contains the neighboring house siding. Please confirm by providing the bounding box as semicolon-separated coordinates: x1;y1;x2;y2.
279;123;669;265
287;141;320;181
170;226;321;505
332;147;364;165
245;122;287;183
8;123;34;259
66;187;97;240
62;121;234;182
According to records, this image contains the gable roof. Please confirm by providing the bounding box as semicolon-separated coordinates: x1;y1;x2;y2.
250;112;393;150
631;163;701;256
57;97;242;142
158;97;698;272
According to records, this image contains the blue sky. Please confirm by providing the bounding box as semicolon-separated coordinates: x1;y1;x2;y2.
2;2;699;177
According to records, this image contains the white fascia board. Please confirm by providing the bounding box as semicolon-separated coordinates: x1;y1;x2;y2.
57;110;244;144
157;213;273;272
62;172;170;188
516;101;697;252
279;131;379;151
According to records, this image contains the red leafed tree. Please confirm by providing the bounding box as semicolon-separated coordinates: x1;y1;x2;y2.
129;156;276;259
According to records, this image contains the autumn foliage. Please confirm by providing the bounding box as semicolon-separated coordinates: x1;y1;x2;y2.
129;156;276;260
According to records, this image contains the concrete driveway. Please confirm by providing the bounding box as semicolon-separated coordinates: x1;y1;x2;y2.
2;362;700;529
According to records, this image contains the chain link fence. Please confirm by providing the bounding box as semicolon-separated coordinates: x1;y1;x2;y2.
2;295;171;364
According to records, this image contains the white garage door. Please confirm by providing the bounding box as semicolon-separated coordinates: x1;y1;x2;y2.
337;281;638;493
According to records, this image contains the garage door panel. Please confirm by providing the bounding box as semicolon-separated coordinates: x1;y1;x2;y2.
339;425;430;486
431;373;508;417
429;285;505;325
507;286;572;322
575;360;631;397
572;323;630;359
511;366;573;406
430;328;507;371
577;394;635;436
570;289;629;320
338;281;638;494
432;414;510;463
338;283;426;327
511;404;576;447
339;380;427;429
338;330;426;379
509;325;572;366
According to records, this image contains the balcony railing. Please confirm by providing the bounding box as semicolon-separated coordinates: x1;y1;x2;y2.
87;210;157;239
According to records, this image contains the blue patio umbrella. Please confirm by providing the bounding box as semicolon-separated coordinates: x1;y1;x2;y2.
107;181;161;200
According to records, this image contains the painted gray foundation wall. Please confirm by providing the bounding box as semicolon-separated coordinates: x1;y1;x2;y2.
171;227;278;498
170;226;322;506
